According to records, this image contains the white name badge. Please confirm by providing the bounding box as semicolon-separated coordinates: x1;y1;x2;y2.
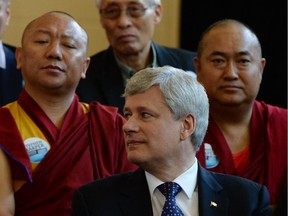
24;137;50;162
204;143;220;169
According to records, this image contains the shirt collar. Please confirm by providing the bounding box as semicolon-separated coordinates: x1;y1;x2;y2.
145;159;198;200
114;42;158;81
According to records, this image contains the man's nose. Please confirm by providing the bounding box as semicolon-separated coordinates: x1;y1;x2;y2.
46;42;62;60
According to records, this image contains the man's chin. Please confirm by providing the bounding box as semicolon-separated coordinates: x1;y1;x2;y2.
115;44;141;56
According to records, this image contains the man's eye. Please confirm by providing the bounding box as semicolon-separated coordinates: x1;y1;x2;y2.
35;40;48;44
128;6;145;15
129;6;141;12
123;112;131;120
106;8;119;14
64;44;76;49
211;59;224;64
239;59;250;64
142;112;151;118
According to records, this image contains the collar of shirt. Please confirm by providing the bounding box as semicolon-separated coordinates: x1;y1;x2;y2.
0;41;6;69
114;42;158;86
145;159;199;215
145;159;198;199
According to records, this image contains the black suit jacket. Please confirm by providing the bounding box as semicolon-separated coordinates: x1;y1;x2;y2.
76;42;196;114
0;44;23;106
72;164;272;216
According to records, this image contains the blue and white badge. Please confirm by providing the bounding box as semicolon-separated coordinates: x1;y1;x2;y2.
24;137;50;162
204;143;220;169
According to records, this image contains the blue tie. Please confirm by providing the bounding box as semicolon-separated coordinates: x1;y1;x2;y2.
158;182;184;216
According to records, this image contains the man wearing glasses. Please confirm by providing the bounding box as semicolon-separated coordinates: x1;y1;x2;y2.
76;0;196;115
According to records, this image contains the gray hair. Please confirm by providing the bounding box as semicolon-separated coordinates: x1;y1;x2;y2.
2;0;9;6
95;0;161;8
124;66;209;151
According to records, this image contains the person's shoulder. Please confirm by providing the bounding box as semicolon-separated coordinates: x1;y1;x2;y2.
89;47;114;62
78;170;135;193
89;101;120;115
164;46;196;56
153;42;197;71
3;43;16;52
87;101;125;126
3;44;17;58
210;170;264;191
254;100;288;117
86;47;117;75
154;42;196;57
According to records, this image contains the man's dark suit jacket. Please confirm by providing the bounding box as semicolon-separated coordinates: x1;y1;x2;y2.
76;42;196;114
0;44;23;106
72;164;272;216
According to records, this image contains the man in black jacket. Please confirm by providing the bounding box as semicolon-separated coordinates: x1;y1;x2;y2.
76;0;196;114
0;0;22;106
73;66;271;216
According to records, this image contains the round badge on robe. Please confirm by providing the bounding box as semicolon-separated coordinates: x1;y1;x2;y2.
24;137;50;162
204;143;220;168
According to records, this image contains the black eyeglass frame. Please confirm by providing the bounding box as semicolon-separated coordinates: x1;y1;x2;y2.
99;4;155;20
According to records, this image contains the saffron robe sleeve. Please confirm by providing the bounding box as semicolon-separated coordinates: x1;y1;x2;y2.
196;101;287;205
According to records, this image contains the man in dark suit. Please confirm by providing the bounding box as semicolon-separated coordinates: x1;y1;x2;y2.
72;66;272;216
0;43;23;106
76;0;196;114
0;0;23;106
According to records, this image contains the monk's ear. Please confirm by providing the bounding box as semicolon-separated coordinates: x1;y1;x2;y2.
15;47;22;70
81;57;90;79
194;56;200;74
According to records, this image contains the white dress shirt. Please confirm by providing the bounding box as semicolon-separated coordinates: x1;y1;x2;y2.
146;159;199;216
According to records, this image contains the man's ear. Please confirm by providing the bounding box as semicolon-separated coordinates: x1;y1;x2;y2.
180;114;195;141
81;57;90;79
15;47;22;70
154;3;162;24
193;56;200;74
5;4;10;26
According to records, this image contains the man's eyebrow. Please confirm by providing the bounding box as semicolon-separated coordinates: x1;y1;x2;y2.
210;51;225;56
103;2;118;8
34;29;77;40
237;51;253;57
34;29;51;35
210;51;252;57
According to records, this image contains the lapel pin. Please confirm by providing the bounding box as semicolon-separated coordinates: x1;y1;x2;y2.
210;201;217;207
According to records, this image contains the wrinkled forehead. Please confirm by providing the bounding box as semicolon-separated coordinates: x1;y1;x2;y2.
22;13;87;44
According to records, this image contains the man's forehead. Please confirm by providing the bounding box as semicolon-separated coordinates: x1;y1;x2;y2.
31;13;73;27
101;0;149;6
26;14;82;35
22;13;87;45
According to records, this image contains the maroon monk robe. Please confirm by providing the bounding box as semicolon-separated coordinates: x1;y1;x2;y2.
0;90;137;216
196;101;287;205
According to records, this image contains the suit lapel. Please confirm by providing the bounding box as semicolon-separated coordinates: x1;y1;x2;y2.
153;42;176;67
114;165;232;216
198;164;230;216
118;168;153;216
